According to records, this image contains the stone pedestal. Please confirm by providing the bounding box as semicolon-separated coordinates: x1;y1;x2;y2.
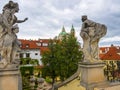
95;83;120;90
0;68;22;90
79;62;108;90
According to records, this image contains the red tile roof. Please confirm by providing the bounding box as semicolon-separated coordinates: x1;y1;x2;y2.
40;47;49;54
99;46;120;60
19;39;50;54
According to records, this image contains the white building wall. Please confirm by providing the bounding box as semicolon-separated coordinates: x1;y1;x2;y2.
20;49;42;65
29;50;42;65
29;50;40;59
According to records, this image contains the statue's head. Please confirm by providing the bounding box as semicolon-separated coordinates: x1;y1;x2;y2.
81;15;87;22
9;1;14;7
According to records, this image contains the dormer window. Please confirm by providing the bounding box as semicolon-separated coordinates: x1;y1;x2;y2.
36;43;42;46
26;44;29;48
42;43;48;47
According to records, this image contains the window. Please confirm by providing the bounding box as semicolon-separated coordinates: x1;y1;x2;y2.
36;43;42;46
42;43;48;46
26;44;29;48
20;53;24;58
102;50;106;53
26;53;30;58
35;53;38;55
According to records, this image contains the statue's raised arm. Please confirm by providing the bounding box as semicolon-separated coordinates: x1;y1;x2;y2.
16;17;28;23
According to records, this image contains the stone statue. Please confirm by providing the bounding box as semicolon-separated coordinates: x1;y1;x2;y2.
2;1;16;12
0;1;28;68
80;15;107;62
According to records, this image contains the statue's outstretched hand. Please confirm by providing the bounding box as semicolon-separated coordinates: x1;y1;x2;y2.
24;17;28;22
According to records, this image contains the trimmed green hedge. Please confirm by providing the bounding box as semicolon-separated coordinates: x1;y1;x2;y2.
20;66;34;76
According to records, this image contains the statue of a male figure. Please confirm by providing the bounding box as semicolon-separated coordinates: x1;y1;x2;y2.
80;15;107;62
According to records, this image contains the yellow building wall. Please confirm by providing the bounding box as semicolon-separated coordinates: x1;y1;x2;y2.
58;79;85;90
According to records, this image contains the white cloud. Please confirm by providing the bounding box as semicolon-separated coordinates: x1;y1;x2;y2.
101;36;120;43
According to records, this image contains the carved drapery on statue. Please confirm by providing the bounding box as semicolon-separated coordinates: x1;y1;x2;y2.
0;1;28;68
80;15;107;62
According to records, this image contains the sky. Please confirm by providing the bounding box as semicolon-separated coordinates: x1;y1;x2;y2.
0;0;120;47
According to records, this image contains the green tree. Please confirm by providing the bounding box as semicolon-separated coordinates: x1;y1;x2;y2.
42;39;60;85
59;34;82;80
42;31;82;83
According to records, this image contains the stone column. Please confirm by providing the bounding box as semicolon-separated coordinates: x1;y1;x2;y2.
0;68;21;90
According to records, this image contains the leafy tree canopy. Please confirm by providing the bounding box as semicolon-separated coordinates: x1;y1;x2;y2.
41;34;82;82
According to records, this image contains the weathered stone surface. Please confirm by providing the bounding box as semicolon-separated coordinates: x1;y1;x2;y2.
79;16;108;90
79;62;108;90
0;68;21;90
80;15;107;62
0;1;27;90
95;83;120;90
0;1;28;69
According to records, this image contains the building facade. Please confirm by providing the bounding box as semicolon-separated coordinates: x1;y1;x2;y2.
19;39;49;65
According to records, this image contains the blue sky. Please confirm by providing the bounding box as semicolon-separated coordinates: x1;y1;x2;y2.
0;0;120;46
